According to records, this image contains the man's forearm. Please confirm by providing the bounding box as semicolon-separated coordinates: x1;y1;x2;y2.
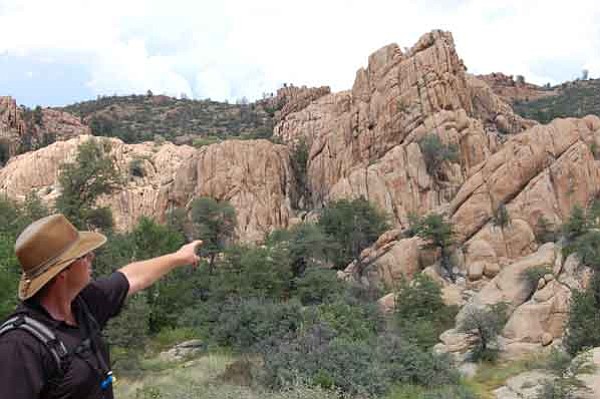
118;240;202;297
119;253;187;296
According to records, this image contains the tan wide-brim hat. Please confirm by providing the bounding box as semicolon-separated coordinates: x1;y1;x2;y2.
16;214;107;300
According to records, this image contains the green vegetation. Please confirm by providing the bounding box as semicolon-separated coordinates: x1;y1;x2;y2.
514;79;600;124
290;138;310;209
394;274;458;349
190;197;237;269
0;193;50;320
534;349;594;399
60;94;275;145
492;203;510;228
418;134;459;180
407;212;455;279
55;138;122;230
0;143;477;398
458;303;509;362
317;198;389;269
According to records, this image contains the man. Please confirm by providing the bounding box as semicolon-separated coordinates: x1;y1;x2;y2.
0;214;202;398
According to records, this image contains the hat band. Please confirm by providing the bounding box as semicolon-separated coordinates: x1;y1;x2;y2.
23;236;81;279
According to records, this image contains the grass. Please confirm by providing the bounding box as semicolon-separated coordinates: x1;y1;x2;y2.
116;351;346;399
465;353;550;398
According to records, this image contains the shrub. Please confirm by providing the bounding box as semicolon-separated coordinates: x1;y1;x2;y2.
315;300;382;341
458;303;509;362
564;282;600;355
210;298;303;351
318;198;389;269
492;203;511;228
535;216;558;244
293;267;345;305
130;158;145;178
562;205;587;243
573;231;600;271
535;349;594;399
261;323;387;396
268;223;335;277
394;274;458;349
522;265;553;291
418;134;458;179
411;213;455;279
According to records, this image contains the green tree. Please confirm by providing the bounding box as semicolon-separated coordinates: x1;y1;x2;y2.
318;198;389;269
394;274;458;349
190;197;236;270
55;138;122;230
131;217;186;332
411;213;455;279
267;222;334;277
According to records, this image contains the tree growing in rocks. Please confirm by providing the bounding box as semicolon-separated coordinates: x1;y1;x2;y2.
55;138;122;230
418;134;458;182
409;213;455;280
458;303;509;362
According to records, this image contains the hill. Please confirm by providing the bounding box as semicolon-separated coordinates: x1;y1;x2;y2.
512;78;600;123
60;93;277;145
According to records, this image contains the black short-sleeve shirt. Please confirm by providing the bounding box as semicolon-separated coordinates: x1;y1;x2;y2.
0;271;129;399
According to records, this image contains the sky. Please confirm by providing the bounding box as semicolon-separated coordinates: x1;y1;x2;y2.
0;0;599;107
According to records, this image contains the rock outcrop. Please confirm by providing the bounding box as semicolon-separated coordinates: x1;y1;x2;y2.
0;96;26;156
0;97;89;160
478;72;557;104
0;136;294;242
275;31;529;231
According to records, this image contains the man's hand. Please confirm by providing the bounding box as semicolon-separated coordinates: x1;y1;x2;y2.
121;239;204;296
175;240;203;268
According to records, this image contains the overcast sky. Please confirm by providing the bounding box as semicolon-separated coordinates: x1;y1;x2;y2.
0;0;598;107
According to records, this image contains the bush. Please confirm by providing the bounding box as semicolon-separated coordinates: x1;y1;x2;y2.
394;274;458;349
318;198;389;269
492;203;511;228
261;323;387;396
564;282;600;355
458;303;509;362
535;349;594;399
418;134;458;179
293;267;345;305
410;213;455;279
535;216;558;244
210;298;303;351
522;265;553;291
562;205;588;243
315;300;382;341
573;231;600;271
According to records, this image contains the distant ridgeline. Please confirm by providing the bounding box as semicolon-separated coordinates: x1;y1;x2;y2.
513;78;600;124
59;93;277;145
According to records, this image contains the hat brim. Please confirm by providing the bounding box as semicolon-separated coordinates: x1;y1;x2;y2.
18;231;107;300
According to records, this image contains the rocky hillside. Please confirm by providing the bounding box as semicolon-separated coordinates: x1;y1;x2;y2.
513;78;600;124
0;96;89;163
60;94;276;145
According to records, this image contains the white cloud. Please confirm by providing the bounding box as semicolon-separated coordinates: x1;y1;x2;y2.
1;0;599;104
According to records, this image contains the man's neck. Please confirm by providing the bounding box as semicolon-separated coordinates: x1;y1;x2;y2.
39;287;78;326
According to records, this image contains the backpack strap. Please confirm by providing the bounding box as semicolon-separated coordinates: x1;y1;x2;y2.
0;315;70;376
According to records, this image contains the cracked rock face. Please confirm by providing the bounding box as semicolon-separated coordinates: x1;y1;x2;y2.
0;136;295;242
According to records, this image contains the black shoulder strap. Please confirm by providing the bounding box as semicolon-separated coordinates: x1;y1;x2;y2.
0;315;70;375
